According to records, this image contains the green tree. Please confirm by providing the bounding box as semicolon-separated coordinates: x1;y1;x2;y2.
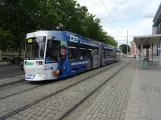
0;0;118;56
119;44;130;54
0;0;40;57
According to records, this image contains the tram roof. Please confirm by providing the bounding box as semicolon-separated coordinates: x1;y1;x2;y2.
27;30;114;48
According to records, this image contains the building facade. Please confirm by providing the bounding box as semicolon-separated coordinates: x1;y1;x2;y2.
131;2;161;58
152;3;161;56
130;41;148;57
130;41;139;56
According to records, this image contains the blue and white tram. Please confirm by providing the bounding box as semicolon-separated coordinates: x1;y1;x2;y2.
24;30;120;81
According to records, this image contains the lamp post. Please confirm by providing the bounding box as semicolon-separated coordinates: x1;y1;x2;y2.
127;30;128;55
0;39;2;61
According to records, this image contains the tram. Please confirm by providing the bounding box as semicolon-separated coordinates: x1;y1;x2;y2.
24;30;120;81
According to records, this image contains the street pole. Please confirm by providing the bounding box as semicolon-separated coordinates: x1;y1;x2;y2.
127;30;128;55
0;39;2;61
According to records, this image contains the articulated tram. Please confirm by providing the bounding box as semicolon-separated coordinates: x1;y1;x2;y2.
24;31;121;81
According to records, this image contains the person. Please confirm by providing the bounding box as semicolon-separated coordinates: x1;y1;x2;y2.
144;55;147;61
46;56;51;63
52;41;71;78
7;56;11;63
46;53;52;63
80;55;83;60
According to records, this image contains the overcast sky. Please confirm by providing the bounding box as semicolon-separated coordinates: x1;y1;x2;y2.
76;0;161;45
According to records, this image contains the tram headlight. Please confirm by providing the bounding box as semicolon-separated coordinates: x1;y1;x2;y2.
36;61;43;65
39;61;42;65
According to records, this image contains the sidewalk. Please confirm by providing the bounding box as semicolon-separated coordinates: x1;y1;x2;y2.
0;61;7;65
126;60;161;120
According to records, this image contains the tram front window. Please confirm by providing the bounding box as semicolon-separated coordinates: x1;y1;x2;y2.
25;36;46;60
45;40;60;63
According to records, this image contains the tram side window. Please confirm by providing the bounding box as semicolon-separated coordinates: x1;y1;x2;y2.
108;50;114;57
105;50;108;58
102;50;104;59
111;51;114;57
86;49;93;60
68;42;78;61
46;40;60;63
94;48;99;55
101;50;106;59
104;50;106;59
108;51;112;57
80;48;87;60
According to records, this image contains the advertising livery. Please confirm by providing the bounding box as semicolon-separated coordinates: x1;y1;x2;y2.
24;30;120;81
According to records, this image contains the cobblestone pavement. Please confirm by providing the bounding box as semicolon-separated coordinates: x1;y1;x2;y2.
0;61;124;118
64;60;136;120
0;75;24;87
125;63;139;120
3;60;130;120
0;81;42;99
0;65;24;79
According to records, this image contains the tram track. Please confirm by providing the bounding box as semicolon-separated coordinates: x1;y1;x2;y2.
0;63;119;100
59;60;131;120
0;61;121;100
0;79;24;88
0;60;127;120
0;81;46;100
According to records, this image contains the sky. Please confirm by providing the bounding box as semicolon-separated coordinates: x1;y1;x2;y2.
76;0;161;45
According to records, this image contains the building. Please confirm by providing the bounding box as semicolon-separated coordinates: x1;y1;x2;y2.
152;3;161;56
131;2;161;58
130;41;139;56
0;50;24;61
152;3;161;34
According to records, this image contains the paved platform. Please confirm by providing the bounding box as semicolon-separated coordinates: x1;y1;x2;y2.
126;60;161;120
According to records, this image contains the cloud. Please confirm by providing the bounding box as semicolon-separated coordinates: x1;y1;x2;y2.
76;0;161;45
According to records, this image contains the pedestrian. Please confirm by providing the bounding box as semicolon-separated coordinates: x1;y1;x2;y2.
7;56;11;63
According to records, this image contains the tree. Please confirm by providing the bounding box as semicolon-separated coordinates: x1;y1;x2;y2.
0;0;40;57
0;0;118;56
119;44;130;54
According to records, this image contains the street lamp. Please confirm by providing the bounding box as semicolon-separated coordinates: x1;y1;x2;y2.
127;30;128;55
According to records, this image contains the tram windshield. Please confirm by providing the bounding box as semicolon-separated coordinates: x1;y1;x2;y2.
45;40;60;63
25;36;46;60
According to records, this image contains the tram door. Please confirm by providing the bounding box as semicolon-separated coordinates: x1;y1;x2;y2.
93;48;99;68
87;49;93;70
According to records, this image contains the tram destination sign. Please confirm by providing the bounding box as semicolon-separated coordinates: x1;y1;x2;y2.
26;62;34;66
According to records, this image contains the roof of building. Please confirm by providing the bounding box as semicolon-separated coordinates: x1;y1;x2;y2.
133;34;161;49
153;2;161;27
